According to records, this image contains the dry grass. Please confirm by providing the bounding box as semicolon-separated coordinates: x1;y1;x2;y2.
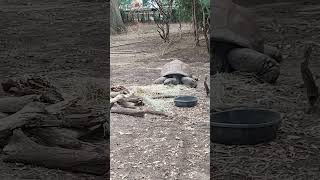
70;77;109;106
128;84;189;112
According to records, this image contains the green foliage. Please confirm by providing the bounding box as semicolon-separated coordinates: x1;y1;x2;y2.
199;0;209;9
173;0;209;23
118;0;150;7
143;0;149;6
118;0;131;6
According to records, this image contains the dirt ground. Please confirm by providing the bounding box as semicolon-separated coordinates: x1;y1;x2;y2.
110;24;210;179
211;0;320;179
0;0;108;179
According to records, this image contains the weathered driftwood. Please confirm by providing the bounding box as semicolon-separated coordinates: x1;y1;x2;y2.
111;107;168;117
0;112;9;119
63;105;92;114
110;92;134;107
46;127;87;139
3;129;107;175
126;96;144;106
26;127;98;152
45;97;80;115
0;95;38;113
117;99;136;109
110;91;120;98
144;109;168;117
61;112;106;128
110;93;129;104
78;124;104;140
39;89;64;104
151;95;176;99
0;102;48;143
0;101;104;145
111;107;145;117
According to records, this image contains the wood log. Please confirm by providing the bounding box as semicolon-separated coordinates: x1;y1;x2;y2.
144;109;168;117
117;99;136;109
126;96;144;106
0;102;48;143
110;93;129;104
110;91;120;98
111;107;145;117
151;95;176;99
0;95;39;113
3;129;107;175
61;113;106;128
78;124;104;140
45;97;80;115
47;127;87;139
39;89;64;104
110;92;133;108
26;127;99;152
0;112;9;119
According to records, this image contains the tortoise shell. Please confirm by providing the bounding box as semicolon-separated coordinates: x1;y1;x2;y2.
160;59;192;77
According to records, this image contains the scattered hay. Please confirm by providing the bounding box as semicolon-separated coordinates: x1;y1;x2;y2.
128;84;193;112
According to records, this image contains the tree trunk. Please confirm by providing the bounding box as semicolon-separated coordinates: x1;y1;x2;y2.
111;0;126;34
192;0;200;46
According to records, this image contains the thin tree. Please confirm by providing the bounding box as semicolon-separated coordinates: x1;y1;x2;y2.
153;0;174;42
192;0;200;46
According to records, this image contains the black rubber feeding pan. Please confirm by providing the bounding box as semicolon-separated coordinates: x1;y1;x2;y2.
174;96;198;107
211;108;281;145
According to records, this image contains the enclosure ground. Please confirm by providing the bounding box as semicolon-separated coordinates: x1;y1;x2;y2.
110;24;210;179
0;0;108;179
211;1;320;179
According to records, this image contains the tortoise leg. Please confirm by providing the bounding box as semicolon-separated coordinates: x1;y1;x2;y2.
164;78;179;85
264;45;282;63
181;77;197;88
154;77;167;84
227;48;280;83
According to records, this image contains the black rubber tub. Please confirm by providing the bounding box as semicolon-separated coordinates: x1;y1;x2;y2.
211;108;281;145
174;96;198;107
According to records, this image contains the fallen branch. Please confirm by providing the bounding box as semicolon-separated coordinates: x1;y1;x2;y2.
26;127;99;152
144;109;169;117
110;92;133;108
0;95;39;113
152;95;176;99
61;113;106;128
45;97;80;115
117;99;136;109
0;102;48;144
110;91;121;98
111;107;169;117
111;107;145;117
3;129;107;175
0;112;8;119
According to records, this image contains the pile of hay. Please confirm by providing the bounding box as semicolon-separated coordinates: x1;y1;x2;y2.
128;84;193;112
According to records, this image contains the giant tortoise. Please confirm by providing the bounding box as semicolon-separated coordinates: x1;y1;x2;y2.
211;0;282;83
154;59;198;88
